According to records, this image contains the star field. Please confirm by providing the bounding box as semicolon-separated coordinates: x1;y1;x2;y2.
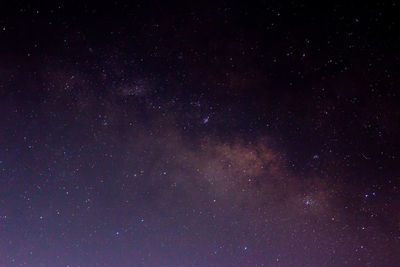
0;1;400;266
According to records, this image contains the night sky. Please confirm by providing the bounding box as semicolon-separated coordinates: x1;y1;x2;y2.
1;1;400;266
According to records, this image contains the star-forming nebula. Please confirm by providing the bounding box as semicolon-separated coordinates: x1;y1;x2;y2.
0;1;399;266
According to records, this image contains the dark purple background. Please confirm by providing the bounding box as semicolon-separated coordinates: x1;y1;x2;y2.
0;1;399;266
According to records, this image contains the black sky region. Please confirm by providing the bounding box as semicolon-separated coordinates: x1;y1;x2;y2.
0;1;400;266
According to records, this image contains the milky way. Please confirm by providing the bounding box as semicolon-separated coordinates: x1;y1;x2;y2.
0;1;400;266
